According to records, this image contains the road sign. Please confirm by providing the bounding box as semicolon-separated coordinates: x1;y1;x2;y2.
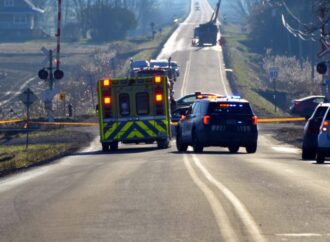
269;67;279;80
19;88;37;107
318;38;330;57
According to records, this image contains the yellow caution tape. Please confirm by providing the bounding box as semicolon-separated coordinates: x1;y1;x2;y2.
0;119;24;124
258;117;305;123
0;117;306;126
30;121;98;126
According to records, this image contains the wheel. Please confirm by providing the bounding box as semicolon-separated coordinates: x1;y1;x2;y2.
157;139;170;149
228;145;239;153
316;152;325;164
302;146;315;160
176;129;188;152
192;131;203;153
102;143;109;151
110;141;118;151
246;143;257;153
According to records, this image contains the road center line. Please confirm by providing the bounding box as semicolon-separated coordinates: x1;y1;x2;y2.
192;154;266;242
183;155;238;242
217;49;229;95
181;51;192;96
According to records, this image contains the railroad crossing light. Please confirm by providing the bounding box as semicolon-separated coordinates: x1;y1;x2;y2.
54;69;64;80
317;62;327;75
38;69;48;80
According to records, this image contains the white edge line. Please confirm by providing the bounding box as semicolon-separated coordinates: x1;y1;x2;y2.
192;154;266;242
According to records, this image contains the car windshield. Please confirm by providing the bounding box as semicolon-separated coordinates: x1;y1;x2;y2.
151;61;168;68
132;61;148;68
208;102;253;115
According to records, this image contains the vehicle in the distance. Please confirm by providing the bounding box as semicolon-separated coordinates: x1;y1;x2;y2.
176;97;258;153
302;103;330;160
175;92;224;109
290;95;325;119
170;61;180;77
316;107;330;163
150;59;169;69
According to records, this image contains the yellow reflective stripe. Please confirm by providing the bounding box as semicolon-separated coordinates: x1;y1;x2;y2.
104;122;120;140
127;129;144;139
116;122;133;139
137;121;156;137
149;120;165;133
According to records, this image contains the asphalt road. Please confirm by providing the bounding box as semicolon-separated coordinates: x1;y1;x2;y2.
1;1;330;242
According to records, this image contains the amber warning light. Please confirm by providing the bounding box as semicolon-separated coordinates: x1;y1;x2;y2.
154;76;162;83
103;79;110;87
104;97;111;104
155;94;163;102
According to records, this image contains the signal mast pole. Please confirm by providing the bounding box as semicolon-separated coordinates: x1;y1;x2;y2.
56;0;62;71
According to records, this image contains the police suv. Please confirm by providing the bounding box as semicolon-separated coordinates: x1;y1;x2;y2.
176;96;258;153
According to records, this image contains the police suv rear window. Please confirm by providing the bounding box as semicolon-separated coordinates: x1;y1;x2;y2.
208;102;252;115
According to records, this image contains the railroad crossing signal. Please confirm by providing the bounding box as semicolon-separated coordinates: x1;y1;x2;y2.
19;88;37;107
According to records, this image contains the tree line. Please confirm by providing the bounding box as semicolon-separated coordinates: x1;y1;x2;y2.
33;0;168;41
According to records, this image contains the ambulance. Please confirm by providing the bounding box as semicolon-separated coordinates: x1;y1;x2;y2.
97;71;172;151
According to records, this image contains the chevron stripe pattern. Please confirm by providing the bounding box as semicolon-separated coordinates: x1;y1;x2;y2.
103;120;169;141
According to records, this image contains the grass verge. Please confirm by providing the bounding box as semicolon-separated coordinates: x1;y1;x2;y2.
222;24;287;118
0;128;94;177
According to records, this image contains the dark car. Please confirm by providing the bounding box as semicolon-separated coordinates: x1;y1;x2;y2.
290;95;325;119
175;92;224;109
302;103;330;160
171;106;190;123
176;97;258;153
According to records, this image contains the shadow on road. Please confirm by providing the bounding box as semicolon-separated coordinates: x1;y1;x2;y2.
72;147;160;156
170;150;247;155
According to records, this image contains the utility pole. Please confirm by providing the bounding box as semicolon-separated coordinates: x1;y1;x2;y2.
317;0;330;101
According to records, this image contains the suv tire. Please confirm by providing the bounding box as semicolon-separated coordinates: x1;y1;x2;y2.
302;147;315;160
316;152;325;164
228;145;239;153
176;130;188;152
246;143;257;153
192;131;203;153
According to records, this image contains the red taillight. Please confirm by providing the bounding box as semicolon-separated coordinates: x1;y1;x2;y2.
252;115;258;125
322;120;329;132
203;115;210;125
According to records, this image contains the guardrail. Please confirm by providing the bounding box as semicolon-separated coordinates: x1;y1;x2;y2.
0;117;306;127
